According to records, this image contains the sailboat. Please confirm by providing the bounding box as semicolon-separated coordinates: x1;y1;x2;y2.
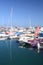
18;19;40;47
6;8;18;40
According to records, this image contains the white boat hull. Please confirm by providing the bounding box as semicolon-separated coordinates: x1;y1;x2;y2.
0;38;7;40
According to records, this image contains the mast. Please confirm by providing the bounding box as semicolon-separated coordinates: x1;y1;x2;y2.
29;18;32;28
10;8;13;32
10;8;13;28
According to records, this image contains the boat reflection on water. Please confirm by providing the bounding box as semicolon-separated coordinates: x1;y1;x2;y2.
17;42;43;53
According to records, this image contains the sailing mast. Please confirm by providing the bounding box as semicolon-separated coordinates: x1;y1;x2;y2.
29;18;32;32
10;8;13;32
29;18;32;29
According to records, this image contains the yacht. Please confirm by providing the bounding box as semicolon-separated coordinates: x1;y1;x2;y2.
18;26;40;47
0;32;8;40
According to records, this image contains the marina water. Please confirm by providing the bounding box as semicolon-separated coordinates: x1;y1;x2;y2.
0;40;43;65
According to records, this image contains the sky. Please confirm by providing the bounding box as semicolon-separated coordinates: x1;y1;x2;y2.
0;0;43;27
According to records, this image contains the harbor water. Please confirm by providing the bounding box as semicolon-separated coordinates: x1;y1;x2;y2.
0;40;43;65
